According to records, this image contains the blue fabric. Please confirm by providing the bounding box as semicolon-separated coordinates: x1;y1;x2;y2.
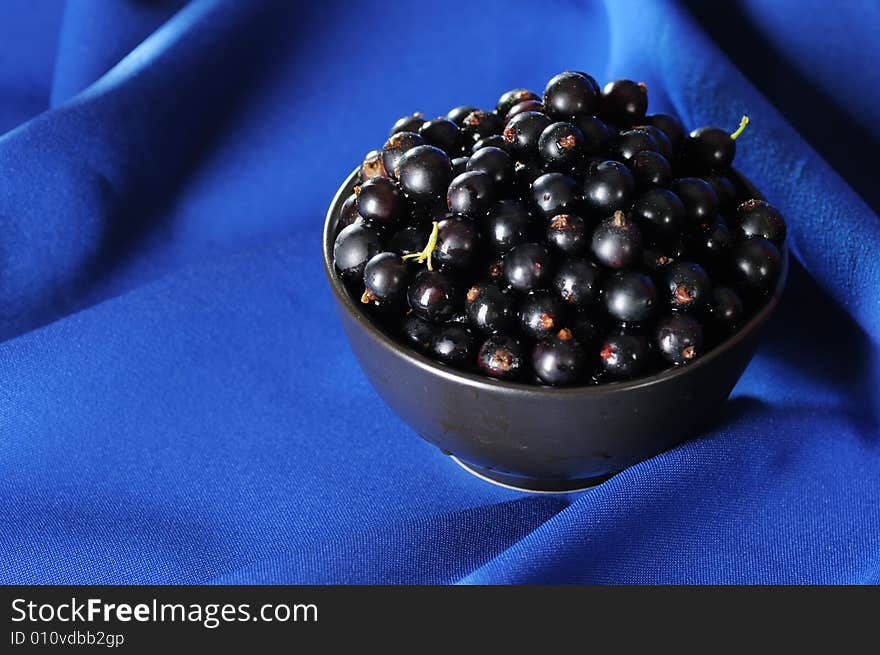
1;0;878;585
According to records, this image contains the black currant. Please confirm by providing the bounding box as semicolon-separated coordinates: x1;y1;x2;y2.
708;286;744;333
599;331;650;380
554;258;600;309
530;172;581;218
505;99;544;121
360;149;388;181
537;121;585;170
519;290;567;340
603;270;657;324
435;215;480;270
401;315;436;353
419;117;464;157
407;269;458;323
467;146;513;188
465;282;515;334
390;112;425;136
547;213;589;256
461;110;503;144
338;192;361;232
472;135;508;153
496;88;539;117
480;199;533;254
431;324;476;367
735;199;787;247
543;71;599;119
635;125;674;161
333;223;381;279
451;156;470;177
611;128;659;162
389;223;431;256
664;261;712;311
689;215;732;263
582;160;635;216
447;171;495;217
503;242;554;293
704;174;737;212
382;131;425;178
600;80;648;126
656;314;704;365
570;311;598;345
631;188;685;237
363;252;408;303
672;177;719;230
447;105;479;126
502;111;552;160
356;176;403;228
515;160;545;189
591;210;643;269
629;150;672;189
478;335;526;380
532;328;588;386
645;113;684;146
396;145;453;203
728;238;782;294
685;115;748;174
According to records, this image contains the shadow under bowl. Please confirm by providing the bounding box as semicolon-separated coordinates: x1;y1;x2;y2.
322;168;788;492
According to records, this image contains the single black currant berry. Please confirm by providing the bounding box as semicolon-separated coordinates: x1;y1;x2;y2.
635;125;674;161
434;215;480;271
382;131;425;178
611;128;659;162
603;270;657;324
728;238;782;294
496;88;539;117
362;252;408;304
478;335;526;380
389;223;431;256
532;328;588;386
333;223;381;279
708;286;744;332
467;146;513;188
447;171;495;217
472;135;508;153
672;177;719;229
703;174;737;212
599;331;650;380
591;210;643;269
461;110;503;144
645;113;685;145
360;149;388;181
447;105;479;126
664;261;712;311
504;99;544;121
570;114;613;156
356;177;403;228
389;112;425;136
685;115;748;174
582;160;635;216
554;258;600;309
451;156;470;177
401;315;436;353
629;150;672;189
396;145;453;203
735;199;787;247
600;79;648;126
419;117;464;157
689;216;732;263
519;290;567;340
538;121;585;169
431;324;476;368
630;188;686;236
503;242;554;293
465;282;515;334
338;192;361;232
530;172;581;218
547;213;589;256
480;199;533;254
502;111;552;160
407;269;458;323
542;71;600;119
656;314;704;365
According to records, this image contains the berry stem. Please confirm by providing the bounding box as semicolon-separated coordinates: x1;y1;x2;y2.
730;115;749;140
401;221;440;271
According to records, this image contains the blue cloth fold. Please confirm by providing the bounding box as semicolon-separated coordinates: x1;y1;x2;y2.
1;0;878;584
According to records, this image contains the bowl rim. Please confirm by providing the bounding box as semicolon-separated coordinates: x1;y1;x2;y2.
322;167;789;397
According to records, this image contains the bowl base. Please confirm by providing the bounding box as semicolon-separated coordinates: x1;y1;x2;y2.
449;456;615;494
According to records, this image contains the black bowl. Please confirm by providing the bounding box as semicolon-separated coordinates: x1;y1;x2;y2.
322;169;788;492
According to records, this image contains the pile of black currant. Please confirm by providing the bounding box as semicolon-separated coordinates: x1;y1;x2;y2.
333;71;786;386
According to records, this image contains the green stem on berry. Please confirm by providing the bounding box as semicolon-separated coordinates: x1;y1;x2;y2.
401;221;440;271
730;115;749;140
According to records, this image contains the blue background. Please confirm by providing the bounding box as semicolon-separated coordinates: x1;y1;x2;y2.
1;0;878;584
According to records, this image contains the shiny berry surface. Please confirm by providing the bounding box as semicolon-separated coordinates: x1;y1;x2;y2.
407;270;458;323
478;335;525;380
591;211;643;269
532;329;588;386
656;314;704;365
397;145;453;202
603;270;657;324
503;242;554;293
582;160;634;215
547;213;589;256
